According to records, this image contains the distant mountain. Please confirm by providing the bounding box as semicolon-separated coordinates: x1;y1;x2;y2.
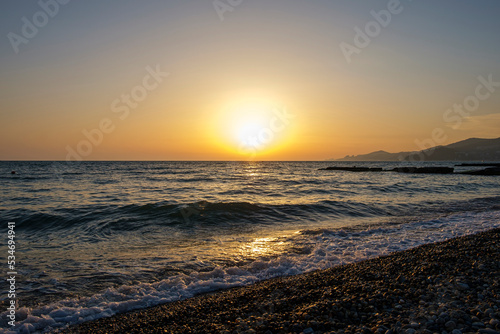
333;137;500;162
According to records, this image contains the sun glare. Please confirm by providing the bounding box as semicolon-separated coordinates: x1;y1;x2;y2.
233;111;269;148
210;99;297;159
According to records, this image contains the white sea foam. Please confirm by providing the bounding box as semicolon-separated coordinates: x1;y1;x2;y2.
1;210;499;333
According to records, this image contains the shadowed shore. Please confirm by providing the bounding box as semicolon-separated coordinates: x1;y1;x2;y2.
63;229;500;334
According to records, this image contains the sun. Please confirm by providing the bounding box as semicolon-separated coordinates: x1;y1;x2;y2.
232;109;270;149
210;100;296;159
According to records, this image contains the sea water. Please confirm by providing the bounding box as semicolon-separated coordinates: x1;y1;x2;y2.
1;161;499;332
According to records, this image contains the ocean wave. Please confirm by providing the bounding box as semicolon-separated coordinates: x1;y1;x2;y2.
2;210;499;333
6;195;500;236
0;175;50;181
4;200;405;236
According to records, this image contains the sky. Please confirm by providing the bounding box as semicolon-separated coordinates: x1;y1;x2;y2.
1;0;499;161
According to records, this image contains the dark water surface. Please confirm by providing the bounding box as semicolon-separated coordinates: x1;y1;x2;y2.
1;161;499;332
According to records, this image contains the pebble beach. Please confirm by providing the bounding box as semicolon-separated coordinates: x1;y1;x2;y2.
64;228;500;334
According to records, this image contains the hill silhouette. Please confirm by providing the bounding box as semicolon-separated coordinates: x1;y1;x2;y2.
334;137;500;161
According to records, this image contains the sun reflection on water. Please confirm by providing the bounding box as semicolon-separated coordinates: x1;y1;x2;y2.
242;236;287;258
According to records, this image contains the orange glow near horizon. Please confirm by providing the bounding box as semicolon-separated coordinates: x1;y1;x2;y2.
209;100;298;160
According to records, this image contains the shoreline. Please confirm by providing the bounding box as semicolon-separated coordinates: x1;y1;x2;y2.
64;228;500;334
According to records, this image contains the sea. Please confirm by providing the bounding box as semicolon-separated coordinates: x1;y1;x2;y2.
1;161;499;333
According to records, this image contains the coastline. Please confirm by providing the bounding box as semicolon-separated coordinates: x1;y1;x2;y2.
64;228;500;334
